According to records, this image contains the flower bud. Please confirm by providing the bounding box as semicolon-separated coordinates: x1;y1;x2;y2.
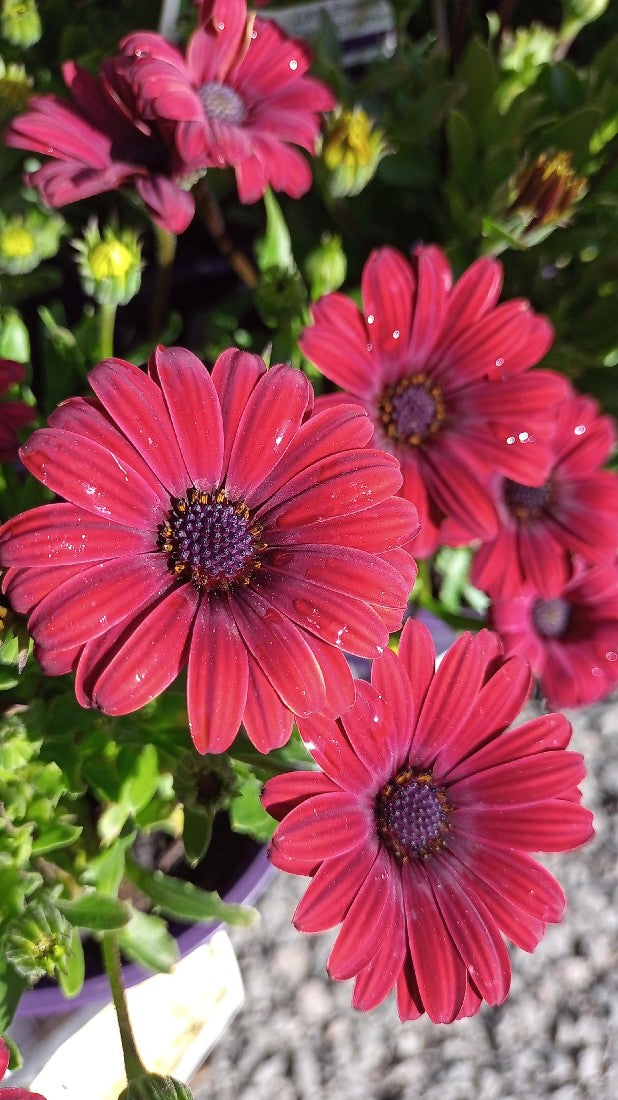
73;220;143;307
1;0;41;48
304;233;347;300
5;901;73;981
119;1074;194;1100
0;57;32;121
255;265;307;329
509;151;586;231
0;207;63;275
320;106;391;199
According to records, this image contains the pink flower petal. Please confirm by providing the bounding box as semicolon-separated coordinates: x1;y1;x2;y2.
187;595;249;753
261;770;339;822
151;345;224;490
450;750;586;808
242;652;295;753
371;647;416;763
296;712;374;796
361;248;416;370
0;504;155;568
327;847;393;980
402;859;467;1023
352;870;407;1011
439;257;503;343
267;494;418;552
303;631;355;718
341;681;396;782
265;543;410;609
3;564;80;613
300;294;377;399
210;348;266;476
452;798;594;852
396;955;424;1021
428;858;511;1005
35;641;82;676
86;584;198;714
408;245;451;368
412;632;488;766
20;428;166;528
397;617;436;721
448;836;565;924
293;841;379;934
447;711;572;784
231;588;326;716
270;791;371;863
88;357;190;496
226;363;313;501
27;554;171;650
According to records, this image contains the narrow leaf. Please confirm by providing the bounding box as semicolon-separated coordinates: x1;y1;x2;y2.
125;857;258;927
56;892;131;931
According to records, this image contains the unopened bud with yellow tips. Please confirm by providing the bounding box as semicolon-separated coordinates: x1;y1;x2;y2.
5;901;73;982
1;0;41;48
0;56;32;121
320;106;392;199
73;220;143;307
509;151;587;231
0;207;64;275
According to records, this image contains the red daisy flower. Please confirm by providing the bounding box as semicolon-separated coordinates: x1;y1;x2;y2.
491;560;618;708
469;392;618;598
0;359;35;463
0;1039;46;1100
5;58;195;234
299;244;566;557
121;0;335;203
262;619;593;1022
0;346;417;754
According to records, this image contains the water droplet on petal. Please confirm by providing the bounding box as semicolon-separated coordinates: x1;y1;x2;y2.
606;650;617;662
591;666;603;678
367;314;375;325
392;329;400;339
289;58;298;70
574;424;586;435
366;342;373;352
217;21;225;31
495;357;504;368
506;436;516;445
518;431;529;442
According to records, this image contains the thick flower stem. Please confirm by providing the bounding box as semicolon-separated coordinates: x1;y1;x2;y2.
101;933;146;1084
99;302;117;361
193;178;258;289
150;223;178;341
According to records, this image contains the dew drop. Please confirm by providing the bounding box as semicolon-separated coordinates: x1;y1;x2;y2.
367;314;375;325
289;58;298;70
495;357;504;368
392;329;400;339
518;431;529;442
366;342;373;352
606;650;617;662
506;436;516;445
218;21;225;30
574;424;586;435
591;666;603;678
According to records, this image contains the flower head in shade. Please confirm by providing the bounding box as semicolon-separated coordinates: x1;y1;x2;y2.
300;244;567;557
0;359;34;463
491;560;618;708
0;1037;46;1100
121;0;335;203
262;619;593;1022
0;346;418;754
5;58;195;234
469;392;618;598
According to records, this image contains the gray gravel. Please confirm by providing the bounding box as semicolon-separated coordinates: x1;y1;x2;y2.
193;695;618;1100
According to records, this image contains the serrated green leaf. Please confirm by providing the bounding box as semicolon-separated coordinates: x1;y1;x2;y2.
57;926;85;999
31;821;82;856
0;953;26;1033
81;832;136;897
56;892;131;931
230;775;276;844
117;908;179;974
125;857;258;927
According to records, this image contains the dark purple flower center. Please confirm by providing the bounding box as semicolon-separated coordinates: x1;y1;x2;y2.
378;374;446;446
532;596;571;638
504;478;552;520
375;767;450;861
198;81;246;124
159;487;265;591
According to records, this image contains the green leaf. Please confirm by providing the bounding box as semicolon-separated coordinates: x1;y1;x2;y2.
125;857;258;927
0;953;26;1033
80;832;136;897
255;188;295;273
57;926;85;999
2;1034;22;1072
56;892;131;931
182;805;213;868
446;110;476;189
31;821;83;856
117;909;179;974
230;773;276;844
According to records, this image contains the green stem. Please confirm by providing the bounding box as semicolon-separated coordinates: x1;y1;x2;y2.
98;302;117;360
150;223;178;341
101;933;145;1084
193;177;258;289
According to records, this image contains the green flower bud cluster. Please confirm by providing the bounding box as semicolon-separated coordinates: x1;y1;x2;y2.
0;207;64;275
0;56;32;121
5;900;73;981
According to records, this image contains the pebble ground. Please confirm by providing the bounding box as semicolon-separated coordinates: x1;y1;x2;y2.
193;695;618;1100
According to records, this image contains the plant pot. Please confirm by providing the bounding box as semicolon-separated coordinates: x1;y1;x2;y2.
16;826;275;1019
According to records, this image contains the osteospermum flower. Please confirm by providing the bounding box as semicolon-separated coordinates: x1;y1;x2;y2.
121;0;335;202
469;392;618;598
5;58;195;234
0;346;418;754
0;1038;46;1100
0;359;34;463
491;560;618;708
300;244;566;557
262;619;593;1022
